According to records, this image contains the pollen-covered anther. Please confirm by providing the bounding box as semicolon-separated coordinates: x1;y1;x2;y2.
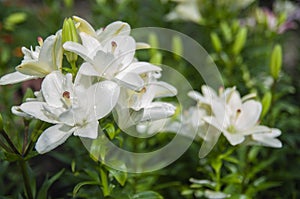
111;41;117;53
63;91;70;99
62;91;72;107
139;87;147;94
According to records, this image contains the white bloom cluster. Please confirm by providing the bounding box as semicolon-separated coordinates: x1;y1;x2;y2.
190;85;282;157
139;85;282;157
0;16;177;154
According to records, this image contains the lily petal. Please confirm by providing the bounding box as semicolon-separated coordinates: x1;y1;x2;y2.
236;100;262;131
87;80;120;119
73;120;99;139
35;124;73;154
122;62;161;74
97;21;131;43
114;72;144;91
223;130;245;145
73;16;96;36
0;71;36;85
20;101;60;124
16;62;53;77
41;71;65;107
141;102;176;122
78;62;100;76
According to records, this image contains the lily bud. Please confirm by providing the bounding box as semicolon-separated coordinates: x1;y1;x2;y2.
270;44;282;80
210;32;222;53
172;35;183;60
232;27;247;55
62;17;79;63
261;91;272;119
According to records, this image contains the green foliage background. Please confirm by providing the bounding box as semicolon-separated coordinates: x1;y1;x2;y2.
0;0;299;198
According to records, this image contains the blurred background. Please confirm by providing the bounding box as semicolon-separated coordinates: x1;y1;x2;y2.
0;0;299;198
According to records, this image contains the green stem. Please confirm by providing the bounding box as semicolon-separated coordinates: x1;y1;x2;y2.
0;130;20;155
70;61;77;77
22;120;30;154
19;160;33;199
100;165;110;197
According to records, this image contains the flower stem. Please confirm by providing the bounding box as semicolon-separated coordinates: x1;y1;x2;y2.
22;120;30;154
19;160;33;199
0;129;20;155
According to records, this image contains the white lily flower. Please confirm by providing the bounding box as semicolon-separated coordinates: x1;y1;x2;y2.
73;16;147;50
166;0;202;23
19;71;120;153
115;71;177;129
204;89;262;146
64;33;159;91
188;86;282;157
0;31;63;85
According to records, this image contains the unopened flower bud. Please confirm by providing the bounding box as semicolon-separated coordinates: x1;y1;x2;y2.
62;17;79;63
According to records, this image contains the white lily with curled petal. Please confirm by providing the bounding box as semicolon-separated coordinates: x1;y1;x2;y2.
64;33;157;90
0;31;63;85
116;71;177;129
198;87;282;157
203;88;262;145
19;71;120;153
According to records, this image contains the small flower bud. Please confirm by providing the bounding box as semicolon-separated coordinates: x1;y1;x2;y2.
62;17;79;63
172;35;183;60
270;44;282;80
210;32;222;53
232;27;247;55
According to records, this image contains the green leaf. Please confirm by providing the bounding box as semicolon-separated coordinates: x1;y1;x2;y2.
22;88;34;102
270;44;282;80
73;181;99;197
100;167;110;197
37;169;65;199
107;162;127;186
211;158;222;174
104;123;116;140
131;191;164;199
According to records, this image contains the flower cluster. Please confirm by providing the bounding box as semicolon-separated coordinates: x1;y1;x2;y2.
139;85;282;157
188;86;281;157
0;16;177;154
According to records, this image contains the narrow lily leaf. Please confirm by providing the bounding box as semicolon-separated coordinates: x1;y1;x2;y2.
132;191;163;199
37;169;65;199
73;181;99;197
106;161;127;186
